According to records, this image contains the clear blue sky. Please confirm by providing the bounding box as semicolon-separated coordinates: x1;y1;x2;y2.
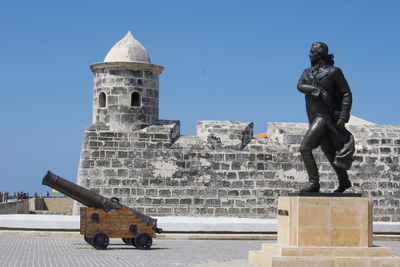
0;1;399;194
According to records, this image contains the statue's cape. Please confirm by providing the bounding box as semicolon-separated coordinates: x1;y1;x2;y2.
333;131;355;170
327;124;355;170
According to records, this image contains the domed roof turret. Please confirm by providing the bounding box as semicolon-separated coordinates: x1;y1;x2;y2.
104;31;151;63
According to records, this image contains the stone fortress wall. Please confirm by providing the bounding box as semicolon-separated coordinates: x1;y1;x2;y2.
75;32;400;222
77;120;400;222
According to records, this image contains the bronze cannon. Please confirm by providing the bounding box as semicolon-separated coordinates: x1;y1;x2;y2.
42;170;161;250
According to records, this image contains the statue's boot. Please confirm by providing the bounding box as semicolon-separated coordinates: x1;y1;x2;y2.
332;166;351;193
300;180;320;193
333;177;352;193
300;152;320;193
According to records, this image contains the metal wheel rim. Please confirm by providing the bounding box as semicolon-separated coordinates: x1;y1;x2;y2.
135;233;152;250
92;232;109;249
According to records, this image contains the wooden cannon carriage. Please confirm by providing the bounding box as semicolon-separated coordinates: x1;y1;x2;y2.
42;171;161;250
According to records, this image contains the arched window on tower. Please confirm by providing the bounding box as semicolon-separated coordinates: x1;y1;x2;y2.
99;92;106;108
131;92;141;107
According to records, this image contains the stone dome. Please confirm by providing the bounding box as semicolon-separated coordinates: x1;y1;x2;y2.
104;31;151;63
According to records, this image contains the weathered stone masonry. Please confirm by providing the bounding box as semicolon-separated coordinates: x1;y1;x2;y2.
91;62;163;132
74;32;400;221
76;120;400;221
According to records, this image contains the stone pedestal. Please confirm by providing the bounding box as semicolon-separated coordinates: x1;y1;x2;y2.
278;195;372;247
249;196;400;267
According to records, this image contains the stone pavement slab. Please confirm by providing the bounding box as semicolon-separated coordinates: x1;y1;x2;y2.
375;240;400;258
0;236;262;267
0;236;399;267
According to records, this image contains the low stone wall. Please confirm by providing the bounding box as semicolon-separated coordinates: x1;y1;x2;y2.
75;120;400;222
43;197;74;215
0;200;29;214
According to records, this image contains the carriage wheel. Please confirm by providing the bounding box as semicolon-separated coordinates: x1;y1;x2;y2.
134;233;152;250
91;232;109;250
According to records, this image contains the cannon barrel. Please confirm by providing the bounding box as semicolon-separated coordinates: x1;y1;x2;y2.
42;170;122;210
42;171;159;231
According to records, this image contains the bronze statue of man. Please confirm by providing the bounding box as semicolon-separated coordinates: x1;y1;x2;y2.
297;42;355;193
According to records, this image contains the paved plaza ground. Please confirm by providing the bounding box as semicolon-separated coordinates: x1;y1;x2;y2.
0;236;399;267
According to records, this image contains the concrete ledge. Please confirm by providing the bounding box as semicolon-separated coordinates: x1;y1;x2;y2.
158;217;277;232
0;214;399;235
0;231;277;240
374;222;400;234
1;230;399;242
0;214;277;232
0;214;78;229
0;230;82;238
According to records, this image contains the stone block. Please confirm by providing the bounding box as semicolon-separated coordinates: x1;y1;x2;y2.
260;244;393;258
249;246;400;267
197;120;253;148
249;251;400;267
248;196;400;266
278;196;372;247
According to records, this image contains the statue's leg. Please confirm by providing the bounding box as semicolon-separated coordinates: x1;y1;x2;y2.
299;117;327;193
321;139;352;193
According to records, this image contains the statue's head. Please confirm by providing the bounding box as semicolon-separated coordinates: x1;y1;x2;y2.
309;42;334;66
